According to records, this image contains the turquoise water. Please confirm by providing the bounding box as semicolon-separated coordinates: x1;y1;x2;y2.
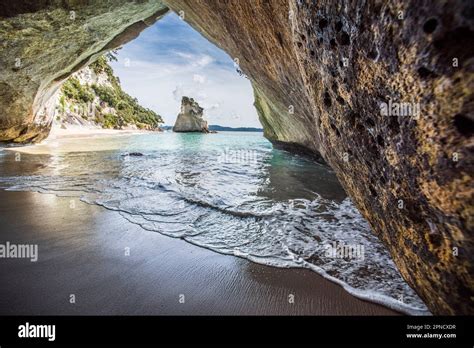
0;131;429;314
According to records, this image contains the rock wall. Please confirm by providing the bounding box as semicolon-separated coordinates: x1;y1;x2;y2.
0;0;472;314
165;0;474;316
288;0;474;315
173;96;209;132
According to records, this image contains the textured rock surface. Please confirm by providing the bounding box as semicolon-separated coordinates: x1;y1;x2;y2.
0;0;167;142
0;0;472;314
287;0;474;315
165;0;474;316
173;96;208;132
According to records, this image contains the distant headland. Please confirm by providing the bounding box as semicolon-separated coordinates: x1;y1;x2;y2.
163;125;263;132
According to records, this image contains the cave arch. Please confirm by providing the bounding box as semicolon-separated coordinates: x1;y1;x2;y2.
0;0;472;315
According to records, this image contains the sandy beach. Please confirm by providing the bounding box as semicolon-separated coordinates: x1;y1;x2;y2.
5;126;159;155
0;190;398;315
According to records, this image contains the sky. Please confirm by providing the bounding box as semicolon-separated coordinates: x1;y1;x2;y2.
110;13;260;127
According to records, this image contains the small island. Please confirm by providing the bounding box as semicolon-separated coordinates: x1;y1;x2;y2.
173;96;209;133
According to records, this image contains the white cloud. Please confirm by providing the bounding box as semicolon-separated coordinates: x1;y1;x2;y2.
174;51;193;60
172;85;184;101
174;52;214;68
195;55;213;67
193;74;206;84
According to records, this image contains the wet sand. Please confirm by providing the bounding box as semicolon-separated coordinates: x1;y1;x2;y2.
0;190;398;315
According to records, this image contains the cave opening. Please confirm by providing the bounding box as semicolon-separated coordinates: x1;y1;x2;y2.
52;12;261;135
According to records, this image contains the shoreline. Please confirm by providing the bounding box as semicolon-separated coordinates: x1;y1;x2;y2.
0;190;399;315
48;125;158;139
2;126;159;155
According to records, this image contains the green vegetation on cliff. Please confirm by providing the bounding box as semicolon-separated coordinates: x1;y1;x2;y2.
62;77;95;104
59;54;162;129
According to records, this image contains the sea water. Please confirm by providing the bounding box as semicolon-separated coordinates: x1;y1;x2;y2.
0;131;430;314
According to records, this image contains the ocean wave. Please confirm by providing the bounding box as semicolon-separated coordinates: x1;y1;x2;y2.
0;132;430;314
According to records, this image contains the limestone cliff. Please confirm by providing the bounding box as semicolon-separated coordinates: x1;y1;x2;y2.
55;55;162;130
0;1;472;314
173;97;208;133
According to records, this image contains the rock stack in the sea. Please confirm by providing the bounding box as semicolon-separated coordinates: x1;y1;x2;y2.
173;96;209;133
